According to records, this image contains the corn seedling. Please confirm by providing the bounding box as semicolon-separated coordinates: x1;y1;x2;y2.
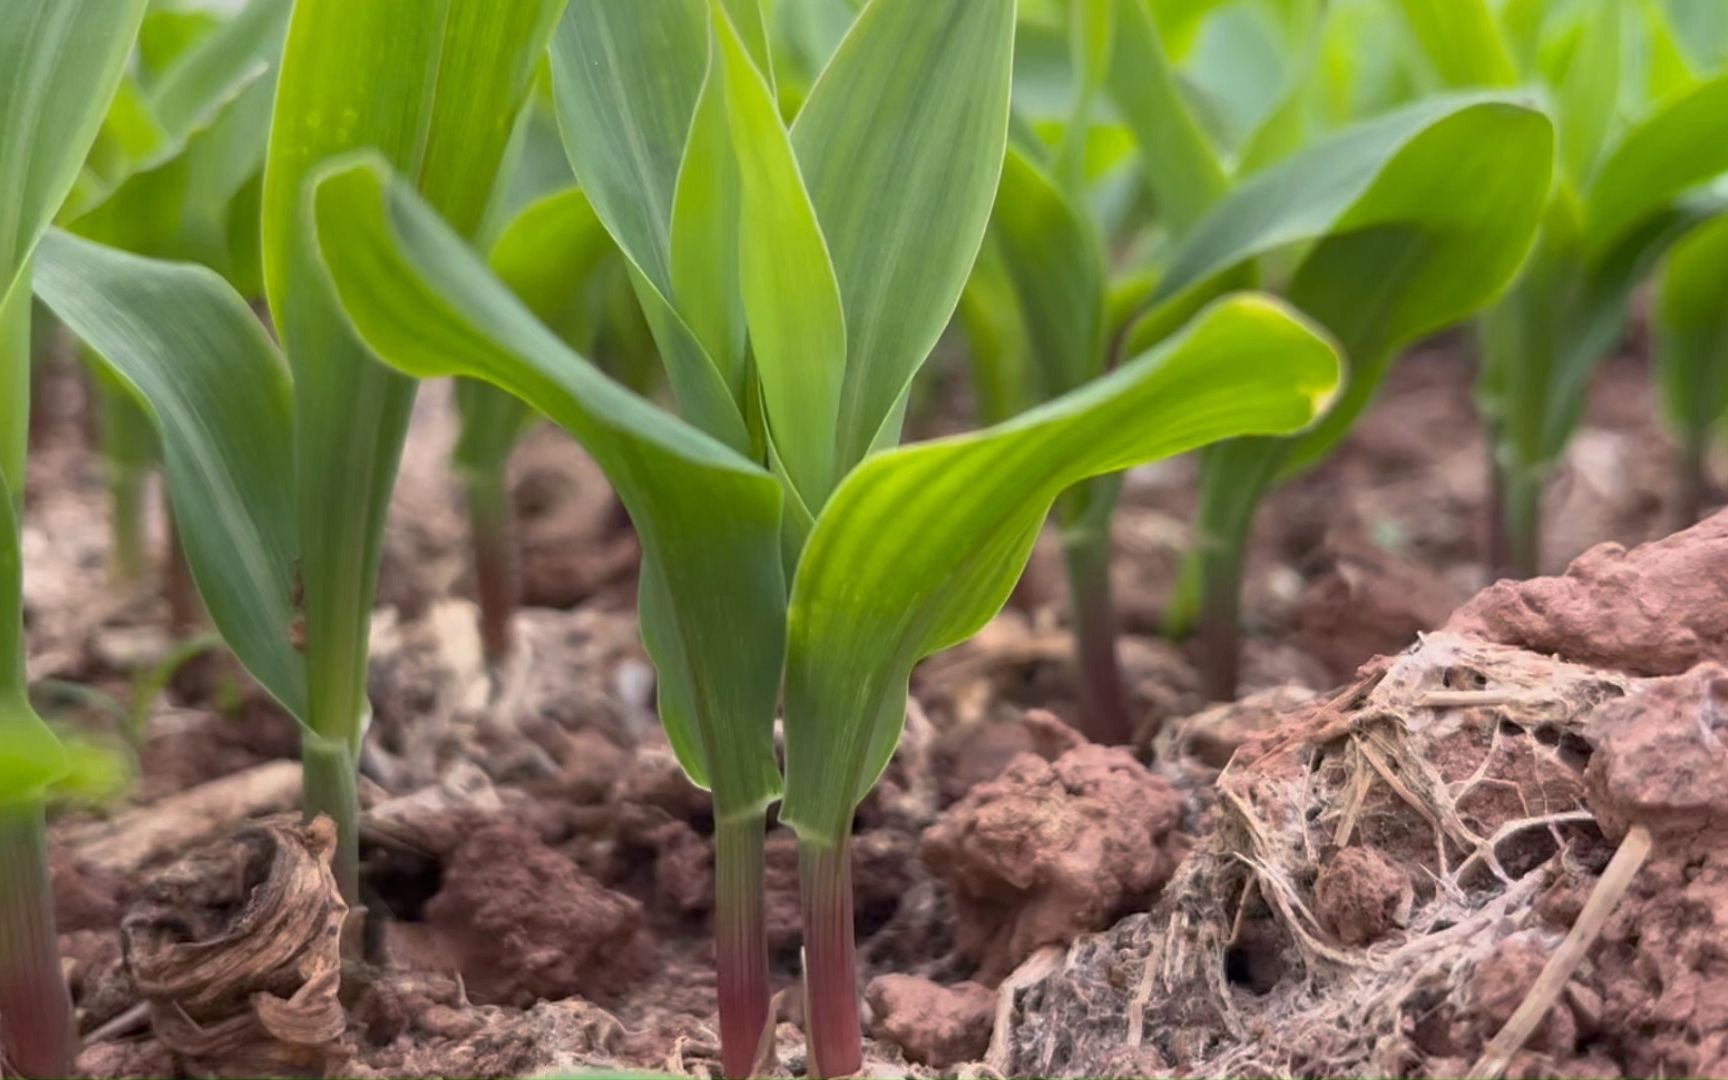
957;0;1229;744
1396;0;1728;578
0;5;146;1073
304;3;1343;1075
37;0;562;921
1150;95;1553;700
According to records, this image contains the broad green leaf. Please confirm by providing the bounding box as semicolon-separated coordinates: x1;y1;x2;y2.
264;0;564;742
551;0;705;297
1143;96;1551;381
781;295;1340;843
34;229;304;721
957;239;1033;424
1585;70;1728;258
312;159;786;816
713;0;846;506
1657;214;1728;450
0;0;148;489
1105;0;1227;232
669;52;748;399
0;469;67;801
793;0;1017;469
549;0;750;448
1394;0;1517;89
0;0;147;290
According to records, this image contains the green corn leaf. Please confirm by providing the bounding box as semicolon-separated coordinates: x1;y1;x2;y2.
1553;0;1621;187
793;0;1017;469
1143;96;1551;390
1105;0;1227;233
150;0;292;141
549;0;750;449
455;187;617;477
311;158;786;817
1;0;148;491
1655;213;1728;450
991;146;1106;400
34;229;305;721
712;0;846;507
0;468;67;801
1585;70;1728;258
1394;0;1517;89
264;0;564;746
780;295;1340;844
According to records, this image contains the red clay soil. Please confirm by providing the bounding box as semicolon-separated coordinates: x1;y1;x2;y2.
29;346;1728;1078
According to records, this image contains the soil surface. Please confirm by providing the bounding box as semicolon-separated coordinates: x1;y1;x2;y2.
18;325;1728;1078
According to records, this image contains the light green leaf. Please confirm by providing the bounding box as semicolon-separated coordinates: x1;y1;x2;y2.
549;0;750;448
150;0;292;141
0;0;148;490
781;295;1340;843
312;158;786;816
1554;0;1621;186
1105;0;1227;233
264;0;565;742
713;0;846;506
990;146;1106;399
34;229;304;721
1585;70;1728;257
793;0;1017;470
455;186;617;476
1394;0;1517;89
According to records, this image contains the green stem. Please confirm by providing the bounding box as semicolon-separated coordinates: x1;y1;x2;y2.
798;837;861;1079
1060;528;1132;745
465;467;516;667
1;268;29;500
1501;465;1544;581
1196;529;1246;704
0;798;74;1079
714;812;770;1080
302;730;360;907
163;502;202;635
106;463;148;585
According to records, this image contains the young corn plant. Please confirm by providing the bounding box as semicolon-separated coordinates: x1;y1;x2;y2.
958;0;1230;744
36;0;564;916
1153;95;1553;700
0;5;146;1074
1654;214;1728;525
1400;0;1728;577
307;2;1339;1074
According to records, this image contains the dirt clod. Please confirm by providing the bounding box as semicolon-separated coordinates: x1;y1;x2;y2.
425;823;647;1006
922;744;1184;982
1584;664;1728;844
1448;508;1728;676
1314;845;1411;947
865;974;994;1068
